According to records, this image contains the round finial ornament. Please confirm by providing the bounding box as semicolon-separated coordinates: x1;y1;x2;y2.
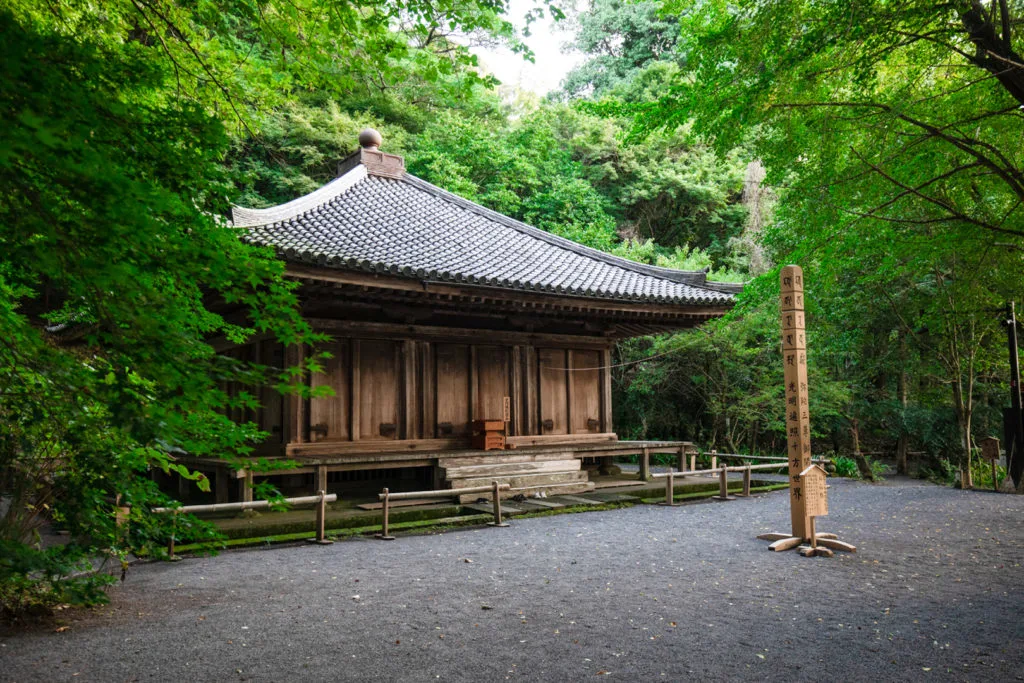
358;128;383;150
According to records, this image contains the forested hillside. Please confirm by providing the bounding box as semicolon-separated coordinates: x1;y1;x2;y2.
2;0;1022;609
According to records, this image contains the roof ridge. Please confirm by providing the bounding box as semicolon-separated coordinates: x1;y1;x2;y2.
399;174;718;289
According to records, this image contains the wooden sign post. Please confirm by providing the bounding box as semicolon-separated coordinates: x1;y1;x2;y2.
758;265;856;557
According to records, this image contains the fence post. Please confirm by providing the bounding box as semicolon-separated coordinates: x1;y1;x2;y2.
710;450;717;472
715;467;734;501
376;488;395;540
307;489;333;545
677;446;687;473
661;471;678;506
167;510;182;561
639;447;651;481
690;453;696;472
741;467;752;497
488;480;509;527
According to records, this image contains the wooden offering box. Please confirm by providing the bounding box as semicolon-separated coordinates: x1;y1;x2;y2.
471;419;506;451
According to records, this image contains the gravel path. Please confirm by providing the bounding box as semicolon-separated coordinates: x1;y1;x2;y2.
3;479;1023;682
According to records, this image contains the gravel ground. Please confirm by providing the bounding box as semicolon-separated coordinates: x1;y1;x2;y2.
3;478;1023;682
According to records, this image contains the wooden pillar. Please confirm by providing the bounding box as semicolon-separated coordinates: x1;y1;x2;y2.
469;345;478;422
421;342;435;439
677;445;687;472
285;343;306;444
601;347;613;433
566;349;576;433
639;447;651;481
511;345;523;436
350;341;361;441
403;340;417;439
524;346;538;435
215;468;230;504
240;470;254;503
176;471;189;502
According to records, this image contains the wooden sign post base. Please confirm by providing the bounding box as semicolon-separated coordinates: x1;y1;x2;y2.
757;531;855;556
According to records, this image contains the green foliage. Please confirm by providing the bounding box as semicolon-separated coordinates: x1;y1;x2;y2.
831;457;859;479
560;0;682;99
614;298;849;450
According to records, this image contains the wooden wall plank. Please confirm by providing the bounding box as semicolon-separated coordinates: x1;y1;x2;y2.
357;339;401;440
571;349;601;434
308;339;350;442
259;340;284;444
537;348;568;435
435;343;471;437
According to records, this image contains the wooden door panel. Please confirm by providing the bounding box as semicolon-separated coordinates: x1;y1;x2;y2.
435;343;471;437
259;339;284;443
537;348;568;435
571;350;601;433
309;339;350;441
475;345;509;421
357;340;400;440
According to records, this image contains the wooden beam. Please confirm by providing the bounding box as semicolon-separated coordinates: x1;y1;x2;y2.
288;438;466;457
506;433;618;448
307;318;612;349
287;265;731;317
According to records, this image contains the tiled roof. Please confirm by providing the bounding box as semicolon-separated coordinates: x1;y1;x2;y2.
233;160;738;306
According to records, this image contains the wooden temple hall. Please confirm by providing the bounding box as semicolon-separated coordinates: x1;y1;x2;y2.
178;130;739;504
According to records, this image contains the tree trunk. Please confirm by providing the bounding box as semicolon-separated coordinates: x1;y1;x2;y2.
850;417;875;481
960;1;1024;107
896;336;909;476
952;380;974;489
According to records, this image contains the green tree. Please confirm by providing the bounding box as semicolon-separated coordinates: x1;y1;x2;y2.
0;0;525;613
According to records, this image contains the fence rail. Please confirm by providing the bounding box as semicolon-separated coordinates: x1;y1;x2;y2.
153;491;337;555
376;482;511;540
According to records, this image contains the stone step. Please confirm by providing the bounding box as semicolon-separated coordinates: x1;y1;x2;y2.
449;470;589;492
554;494;604;506
443;459;580;479
458;480;595;504
463;502;524;515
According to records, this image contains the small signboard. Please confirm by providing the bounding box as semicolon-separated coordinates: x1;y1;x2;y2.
980;436;1000;462
799;464;828;518
503;396;511;423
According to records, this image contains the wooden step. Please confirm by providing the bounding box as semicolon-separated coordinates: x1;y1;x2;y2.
437;451;575;468
443;459;581;479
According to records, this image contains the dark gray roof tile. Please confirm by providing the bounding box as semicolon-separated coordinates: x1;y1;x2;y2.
235;166;738;307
